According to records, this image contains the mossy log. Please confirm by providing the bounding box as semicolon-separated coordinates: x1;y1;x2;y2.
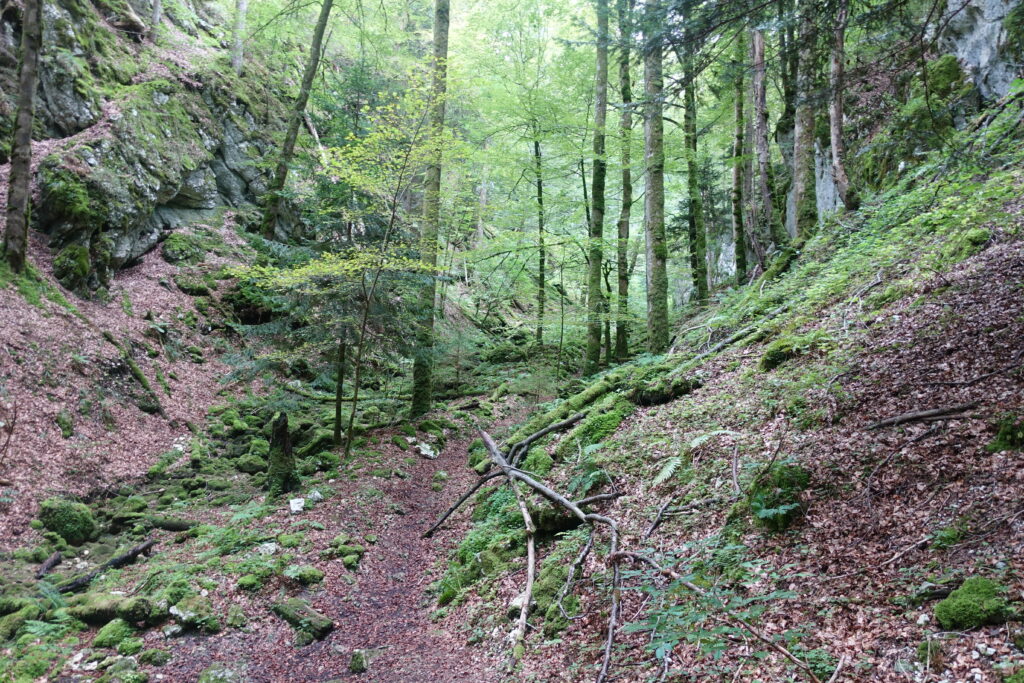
57;539;157;593
102;331;166;417
270;598;334;640
146;516;197;531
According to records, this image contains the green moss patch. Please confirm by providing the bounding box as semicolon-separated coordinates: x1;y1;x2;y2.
38;498;98;545
934;577;1008;630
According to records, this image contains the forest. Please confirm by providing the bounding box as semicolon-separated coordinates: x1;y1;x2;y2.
0;0;1023;679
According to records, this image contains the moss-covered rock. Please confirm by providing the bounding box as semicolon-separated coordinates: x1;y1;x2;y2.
759;331;832;371
988;414;1024;452
236;452;268;474
138;649;171;666
118;637;145;656
38;497;98;545
271;598;334;643
170;595;220;633
53;244;92;295
93;618;135;648
522;447;553;476
284;565;324;585
934;577;1008;630
555;395;634;459
0;601;41;641
161;233;204;265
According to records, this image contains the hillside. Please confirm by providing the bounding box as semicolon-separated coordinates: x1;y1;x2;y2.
1;0;1024;681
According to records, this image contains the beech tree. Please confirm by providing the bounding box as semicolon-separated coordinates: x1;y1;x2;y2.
3;0;41;274
614;0;633;361
585;0;609;374
642;0;669;353
410;0;451;417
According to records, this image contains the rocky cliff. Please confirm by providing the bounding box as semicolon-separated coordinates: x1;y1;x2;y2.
0;0;285;295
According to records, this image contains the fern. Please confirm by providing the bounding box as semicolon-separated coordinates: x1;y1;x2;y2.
687;429;741;450
36;581;66;610
21;618;70;639
652;456;683;487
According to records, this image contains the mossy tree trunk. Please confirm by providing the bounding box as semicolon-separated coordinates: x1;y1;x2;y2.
642;0;669;354
683;13;708;302
533;134;546;345
790;0;818;241
231;0;248;74
410;0;450;417
828;0;857;210
260;0;334;238
752;29;787;252
332;340;346;447
3;0;40;274
615;0;633;362
267;412;299;497
585;0;610;375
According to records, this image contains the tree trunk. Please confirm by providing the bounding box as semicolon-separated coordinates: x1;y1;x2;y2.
3;0;41;274
615;0;633;362
410;0;450;417
683;44;708;302
231;0;248;74
533;137;546;345
732;31;747;286
267;413;298;496
752;29;787;252
642;0;669;353
829;0;856;210
790;0;818;241
151;0;162;30
332;340;346;446
585;0;610;375
260;0;333;238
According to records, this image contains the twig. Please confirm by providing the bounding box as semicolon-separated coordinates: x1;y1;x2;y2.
422;470;503;538
865;402;978;430
643;497;676;540
731;445;741;494
507;411;587;465
826;655;847;683
610;551;823;683
575;491;622;507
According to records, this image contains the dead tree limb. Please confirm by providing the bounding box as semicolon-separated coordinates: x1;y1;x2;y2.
58;539;157;593
643;497;675;540
866;402;978;430
35;551;62;579
609;551;823;683
422;470;504;538
508;411;586;465
576;491;622;507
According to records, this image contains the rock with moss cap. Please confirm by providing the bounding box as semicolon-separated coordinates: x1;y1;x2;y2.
93;618;135;648
934;576;1008;630
38;498;98;545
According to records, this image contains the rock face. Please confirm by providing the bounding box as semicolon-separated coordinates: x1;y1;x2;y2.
940;0;1024;100
0;0;286;295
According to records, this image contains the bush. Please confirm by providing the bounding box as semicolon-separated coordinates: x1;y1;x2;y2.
934;577;1008;630
748;464;810;532
38;498;97;545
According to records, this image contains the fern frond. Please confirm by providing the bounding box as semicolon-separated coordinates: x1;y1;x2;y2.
652;456;683;487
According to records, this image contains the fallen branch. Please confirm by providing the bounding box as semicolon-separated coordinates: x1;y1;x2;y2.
35;551;62;579
508;412;586;466
58;539;157;593
865;402;978;430
575;491;622;507
643;497;675;540
422;470;504;538
609;551;822;683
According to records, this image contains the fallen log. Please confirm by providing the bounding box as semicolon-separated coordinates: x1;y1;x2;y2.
57;539;157;593
866;402;979;430
147;516;197;532
35;551;62;579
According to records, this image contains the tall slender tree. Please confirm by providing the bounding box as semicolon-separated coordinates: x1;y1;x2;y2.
3;0;41;274
682;2;708;301
586;0;610;374
533;134;546;345
642;0;669;352
751;29;787;251
615;0;633;361
790;0;818;240
829;0;856;210
732;31;748;285
410;0;450;416
231;0;248;74
260;0;334;238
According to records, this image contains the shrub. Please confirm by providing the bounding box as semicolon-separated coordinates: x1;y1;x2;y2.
748;464;810;532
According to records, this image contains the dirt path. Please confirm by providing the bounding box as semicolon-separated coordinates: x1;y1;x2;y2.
162;420;509;683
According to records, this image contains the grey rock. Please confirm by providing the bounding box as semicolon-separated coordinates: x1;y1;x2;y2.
940;0;1023;100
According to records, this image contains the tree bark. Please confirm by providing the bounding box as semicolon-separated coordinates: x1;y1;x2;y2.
410;0;450;417
260;0;334;238
752;29;788;252
732;31;748;285
533;136;546;345
3;0;41;274
615;0;633;362
642;0;669;353
151;0;162;30
586;0;610;375
790;0;818;241
829;0;856;210
231;0;248;74
683;27;707;302
332;340;346;446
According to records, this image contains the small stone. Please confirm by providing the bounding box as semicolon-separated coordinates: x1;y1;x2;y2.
917;613;930;625
308;490;324;503
162;624;183;638
256;541;278;556
414;442;437;460
289;498;305;514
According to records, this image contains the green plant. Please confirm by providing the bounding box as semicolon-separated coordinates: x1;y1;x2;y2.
934;577;1008;630
747;463;810;532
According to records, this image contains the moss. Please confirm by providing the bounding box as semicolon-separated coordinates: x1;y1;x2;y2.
759;331;832;371
277;532;304;549
748;464;810;532
940;227;991;263
934;577;1008;630
53;244;92;295
284;565;324;585
1004;672;1024;683
38;498;98;545
0;602;41;641
93;618;135;648
237;574;263;591
170;595;220;633
118;637;145;655
391;434;409;451
56;410;75;438
174;274;210;295
555;395;634;459
161;233;204;264
398;424;417;437
271;598;333;642
916;638;945;671
987;414;1024;452
522;447;553;476
236;453;267;474
138;649;171;666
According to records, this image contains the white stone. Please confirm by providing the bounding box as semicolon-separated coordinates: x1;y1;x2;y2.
289;498;305;514
308;490;324;503
256;541;278;556
916;612;930;625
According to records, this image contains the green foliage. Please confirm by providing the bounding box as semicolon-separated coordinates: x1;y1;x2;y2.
93;618;134;648
38;498;97;545
522;447;553;476
283;565;325;585
53;244;92;295
555;395;633;459
56;410;74;438
748;463;810;532
759;331;833;371
988;414;1024;452
934;577;1008;630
